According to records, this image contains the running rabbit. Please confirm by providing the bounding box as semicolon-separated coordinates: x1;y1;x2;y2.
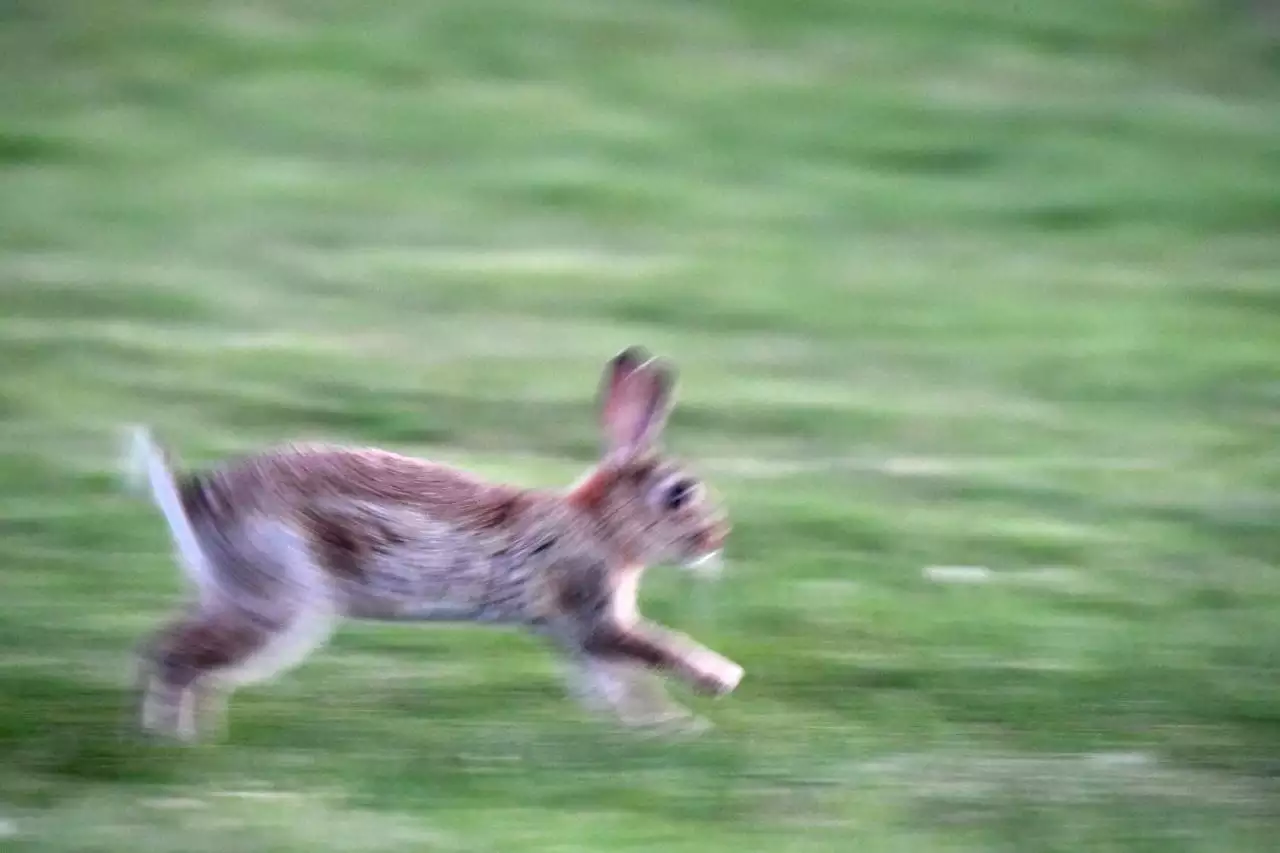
124;346;742;741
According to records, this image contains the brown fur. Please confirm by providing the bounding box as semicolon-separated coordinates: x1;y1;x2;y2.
130;347;742;741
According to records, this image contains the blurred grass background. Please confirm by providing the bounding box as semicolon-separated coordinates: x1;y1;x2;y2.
1;0;1279;850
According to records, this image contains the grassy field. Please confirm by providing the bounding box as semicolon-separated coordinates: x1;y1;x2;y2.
2;0;1279;850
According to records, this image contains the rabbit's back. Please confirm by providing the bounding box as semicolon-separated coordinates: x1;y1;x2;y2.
179;443;515;521
177;444;557;622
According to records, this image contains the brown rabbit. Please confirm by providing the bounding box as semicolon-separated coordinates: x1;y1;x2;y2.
124;347;742;741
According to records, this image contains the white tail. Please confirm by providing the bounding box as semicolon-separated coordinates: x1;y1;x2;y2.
122;425;217;599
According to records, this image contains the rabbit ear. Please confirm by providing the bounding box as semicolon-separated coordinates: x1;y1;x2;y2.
599;345;650;422
599;347;676;461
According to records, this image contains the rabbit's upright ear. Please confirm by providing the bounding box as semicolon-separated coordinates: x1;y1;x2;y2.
598;346;676;462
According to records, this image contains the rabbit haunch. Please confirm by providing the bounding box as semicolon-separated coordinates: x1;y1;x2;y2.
127;346;742;741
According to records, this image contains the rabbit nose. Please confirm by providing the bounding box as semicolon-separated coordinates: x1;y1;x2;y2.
701;519;730;552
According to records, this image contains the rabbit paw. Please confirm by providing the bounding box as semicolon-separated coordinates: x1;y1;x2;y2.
686;649;744;697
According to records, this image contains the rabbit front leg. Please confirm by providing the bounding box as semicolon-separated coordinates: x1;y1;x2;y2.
566;654;704;728
541;561;742;715
583;620;744;697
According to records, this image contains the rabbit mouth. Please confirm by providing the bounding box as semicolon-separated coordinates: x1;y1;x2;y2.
680;530;725;574
676;520;728;573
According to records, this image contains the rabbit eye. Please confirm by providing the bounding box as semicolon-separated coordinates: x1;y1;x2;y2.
660;477;699;512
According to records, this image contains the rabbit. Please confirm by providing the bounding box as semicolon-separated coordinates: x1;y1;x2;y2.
123;346;743;741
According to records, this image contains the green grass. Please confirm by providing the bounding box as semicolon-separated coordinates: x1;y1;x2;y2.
2;0;1279;849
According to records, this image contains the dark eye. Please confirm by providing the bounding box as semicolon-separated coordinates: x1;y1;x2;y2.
661;477;699;512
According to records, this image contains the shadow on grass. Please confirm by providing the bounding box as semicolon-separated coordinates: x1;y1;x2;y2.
0;671;183;802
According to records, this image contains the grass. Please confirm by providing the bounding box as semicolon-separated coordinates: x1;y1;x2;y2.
1;0;1279;849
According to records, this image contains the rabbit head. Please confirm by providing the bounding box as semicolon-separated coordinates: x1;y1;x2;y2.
566;346;730;574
